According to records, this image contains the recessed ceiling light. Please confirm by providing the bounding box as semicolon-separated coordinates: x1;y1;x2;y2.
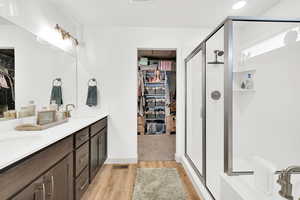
232;0;247;10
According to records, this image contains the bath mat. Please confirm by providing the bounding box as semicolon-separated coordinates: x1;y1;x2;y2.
133;168;187;200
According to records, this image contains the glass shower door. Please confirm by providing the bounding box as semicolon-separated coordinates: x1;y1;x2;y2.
185;46;206;180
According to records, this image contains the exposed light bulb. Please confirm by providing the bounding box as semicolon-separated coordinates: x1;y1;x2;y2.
232;0;247;10
37;27;73;51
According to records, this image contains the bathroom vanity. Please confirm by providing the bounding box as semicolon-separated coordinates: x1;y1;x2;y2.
0;115;108;200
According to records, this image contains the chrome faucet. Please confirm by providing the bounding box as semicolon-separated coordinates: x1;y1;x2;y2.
277;166;300;200
64;104;75;118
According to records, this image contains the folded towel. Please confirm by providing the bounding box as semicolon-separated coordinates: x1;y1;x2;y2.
50;86;63;107
86;86;97;107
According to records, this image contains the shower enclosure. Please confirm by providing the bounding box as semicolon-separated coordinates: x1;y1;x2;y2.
185;17;300;200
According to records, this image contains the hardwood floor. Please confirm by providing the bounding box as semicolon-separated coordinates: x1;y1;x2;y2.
82;161;202;200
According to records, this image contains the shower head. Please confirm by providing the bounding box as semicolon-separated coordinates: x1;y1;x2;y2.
216;50;224;56
208;50;224;65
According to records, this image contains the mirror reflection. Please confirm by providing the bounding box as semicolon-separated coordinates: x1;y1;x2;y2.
0;49;14;118
0;17;77;121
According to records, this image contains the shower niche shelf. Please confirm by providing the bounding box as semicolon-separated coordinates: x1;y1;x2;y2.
233;89;256;92
233;68;256;93
233;68;256;73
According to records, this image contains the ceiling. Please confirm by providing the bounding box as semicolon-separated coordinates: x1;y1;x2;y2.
50;0;281;28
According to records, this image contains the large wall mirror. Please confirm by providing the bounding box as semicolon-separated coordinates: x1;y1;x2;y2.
0;16;77;120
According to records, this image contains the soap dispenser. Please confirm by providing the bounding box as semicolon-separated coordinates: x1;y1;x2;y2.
245;73;254;90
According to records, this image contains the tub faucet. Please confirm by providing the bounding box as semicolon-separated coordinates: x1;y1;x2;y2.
277;166;300;200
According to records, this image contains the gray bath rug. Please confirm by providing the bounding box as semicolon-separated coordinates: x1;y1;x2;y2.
133;168;187;200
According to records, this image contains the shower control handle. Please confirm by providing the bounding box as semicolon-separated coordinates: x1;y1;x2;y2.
211;90;221;100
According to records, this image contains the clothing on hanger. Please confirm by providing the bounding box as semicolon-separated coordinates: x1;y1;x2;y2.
0;74;9;88
0;88;8;106
5;75;14;101
159;61;173;71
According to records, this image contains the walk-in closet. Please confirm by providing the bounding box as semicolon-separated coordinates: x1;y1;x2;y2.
137;49;176;161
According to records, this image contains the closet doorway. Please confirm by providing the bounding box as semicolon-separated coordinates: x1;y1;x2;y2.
137;49;176;161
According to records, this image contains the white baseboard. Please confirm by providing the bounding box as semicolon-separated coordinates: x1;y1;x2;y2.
180;156;214;200
175;153;182;163
105;157;138;164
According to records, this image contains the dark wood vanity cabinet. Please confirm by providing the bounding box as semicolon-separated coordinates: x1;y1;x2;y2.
12;154;73;200
46;154;74;200
11;175;45;200
90;133;100;180
75;117;108;198
90;122;107;182
0;117;108;200
99;128;107;166
74;130;89;200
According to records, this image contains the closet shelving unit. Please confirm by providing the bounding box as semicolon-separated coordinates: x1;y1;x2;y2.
140;65;168;135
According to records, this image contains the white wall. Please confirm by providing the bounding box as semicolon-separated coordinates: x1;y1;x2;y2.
77;26;210;162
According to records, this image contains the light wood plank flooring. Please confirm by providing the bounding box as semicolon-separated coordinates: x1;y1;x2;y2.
82;161;202;200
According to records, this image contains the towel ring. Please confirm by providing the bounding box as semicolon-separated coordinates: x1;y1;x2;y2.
88;78;97;86
52;78;62;86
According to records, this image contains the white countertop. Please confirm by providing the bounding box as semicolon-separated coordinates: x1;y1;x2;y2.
0;111;108;171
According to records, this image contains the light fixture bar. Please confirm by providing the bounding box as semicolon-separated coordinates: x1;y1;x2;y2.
55;24;79;46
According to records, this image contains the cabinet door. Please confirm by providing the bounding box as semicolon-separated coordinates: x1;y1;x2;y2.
103;130;107;160
12;177;46;200
98;133;104;167
44;154;73;200
100;130;107;165
90;134;99;181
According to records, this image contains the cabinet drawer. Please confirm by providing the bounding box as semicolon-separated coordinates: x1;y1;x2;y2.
75;142;89;177
90;118;107;136
75;127;89;148
75;167;89;200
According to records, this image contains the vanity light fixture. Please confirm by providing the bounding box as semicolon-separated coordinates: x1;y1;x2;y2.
55;24;79;46
232;0;247;10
